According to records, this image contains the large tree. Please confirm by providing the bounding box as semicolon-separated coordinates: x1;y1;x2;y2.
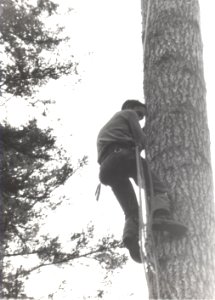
141;0;215;299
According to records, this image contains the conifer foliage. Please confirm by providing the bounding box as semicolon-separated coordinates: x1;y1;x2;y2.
0;0;75;97
0;1;125;298
1;121;85;298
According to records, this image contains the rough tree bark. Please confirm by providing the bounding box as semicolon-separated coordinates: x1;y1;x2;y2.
141;0;215;299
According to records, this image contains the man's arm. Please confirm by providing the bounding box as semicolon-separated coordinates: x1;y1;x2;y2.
125;110;146;149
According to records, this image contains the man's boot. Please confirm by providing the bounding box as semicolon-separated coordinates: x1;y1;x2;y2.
152;210;188;238
123;216;141;263
151;193;188;238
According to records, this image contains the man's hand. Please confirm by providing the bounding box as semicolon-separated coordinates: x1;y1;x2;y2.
136;139;145;150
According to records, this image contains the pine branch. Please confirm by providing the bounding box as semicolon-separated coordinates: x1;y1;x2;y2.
4;246;112;279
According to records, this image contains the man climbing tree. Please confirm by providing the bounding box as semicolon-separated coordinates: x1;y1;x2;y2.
141;0;215;299
97;99;187;264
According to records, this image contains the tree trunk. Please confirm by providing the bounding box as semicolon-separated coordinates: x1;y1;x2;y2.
141;0;215;299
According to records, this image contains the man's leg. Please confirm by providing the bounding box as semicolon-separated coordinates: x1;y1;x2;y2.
111;179;138;218
99;148;139;218
99;149;141;263
131;157;188;237
110;179;142;263
147;169;171;216
143;163;188;237
129;157;170;214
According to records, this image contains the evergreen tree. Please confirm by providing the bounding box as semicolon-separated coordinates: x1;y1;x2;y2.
0;1;126;297
0;120;86;297
1;121;125;298
0;0;75;98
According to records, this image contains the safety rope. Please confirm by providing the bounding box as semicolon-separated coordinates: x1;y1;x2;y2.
139;0;161;297
135;145;160;299
141;0;151;74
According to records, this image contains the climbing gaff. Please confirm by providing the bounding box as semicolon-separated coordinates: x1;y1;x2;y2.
135;145;148;264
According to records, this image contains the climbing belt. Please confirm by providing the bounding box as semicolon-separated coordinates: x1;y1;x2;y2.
135;146;160;299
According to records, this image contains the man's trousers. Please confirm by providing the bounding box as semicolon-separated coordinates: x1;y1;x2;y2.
99;145;170;219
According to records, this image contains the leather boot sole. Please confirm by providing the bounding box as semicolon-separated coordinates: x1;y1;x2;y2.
152;217;188;238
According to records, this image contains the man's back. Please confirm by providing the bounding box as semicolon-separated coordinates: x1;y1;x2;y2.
97;109;139;163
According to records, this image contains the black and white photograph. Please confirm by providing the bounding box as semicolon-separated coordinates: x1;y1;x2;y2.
0;0;215;299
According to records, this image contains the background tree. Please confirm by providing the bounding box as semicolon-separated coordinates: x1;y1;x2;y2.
0;1;127;297
0;145;127;297
141;0;215;299
0;120;85;297
1;120;126;298
0;0;76;98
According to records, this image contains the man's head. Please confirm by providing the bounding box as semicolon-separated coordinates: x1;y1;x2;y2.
121;99;147;120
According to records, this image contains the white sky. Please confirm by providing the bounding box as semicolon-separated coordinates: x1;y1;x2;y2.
1;0;215;299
